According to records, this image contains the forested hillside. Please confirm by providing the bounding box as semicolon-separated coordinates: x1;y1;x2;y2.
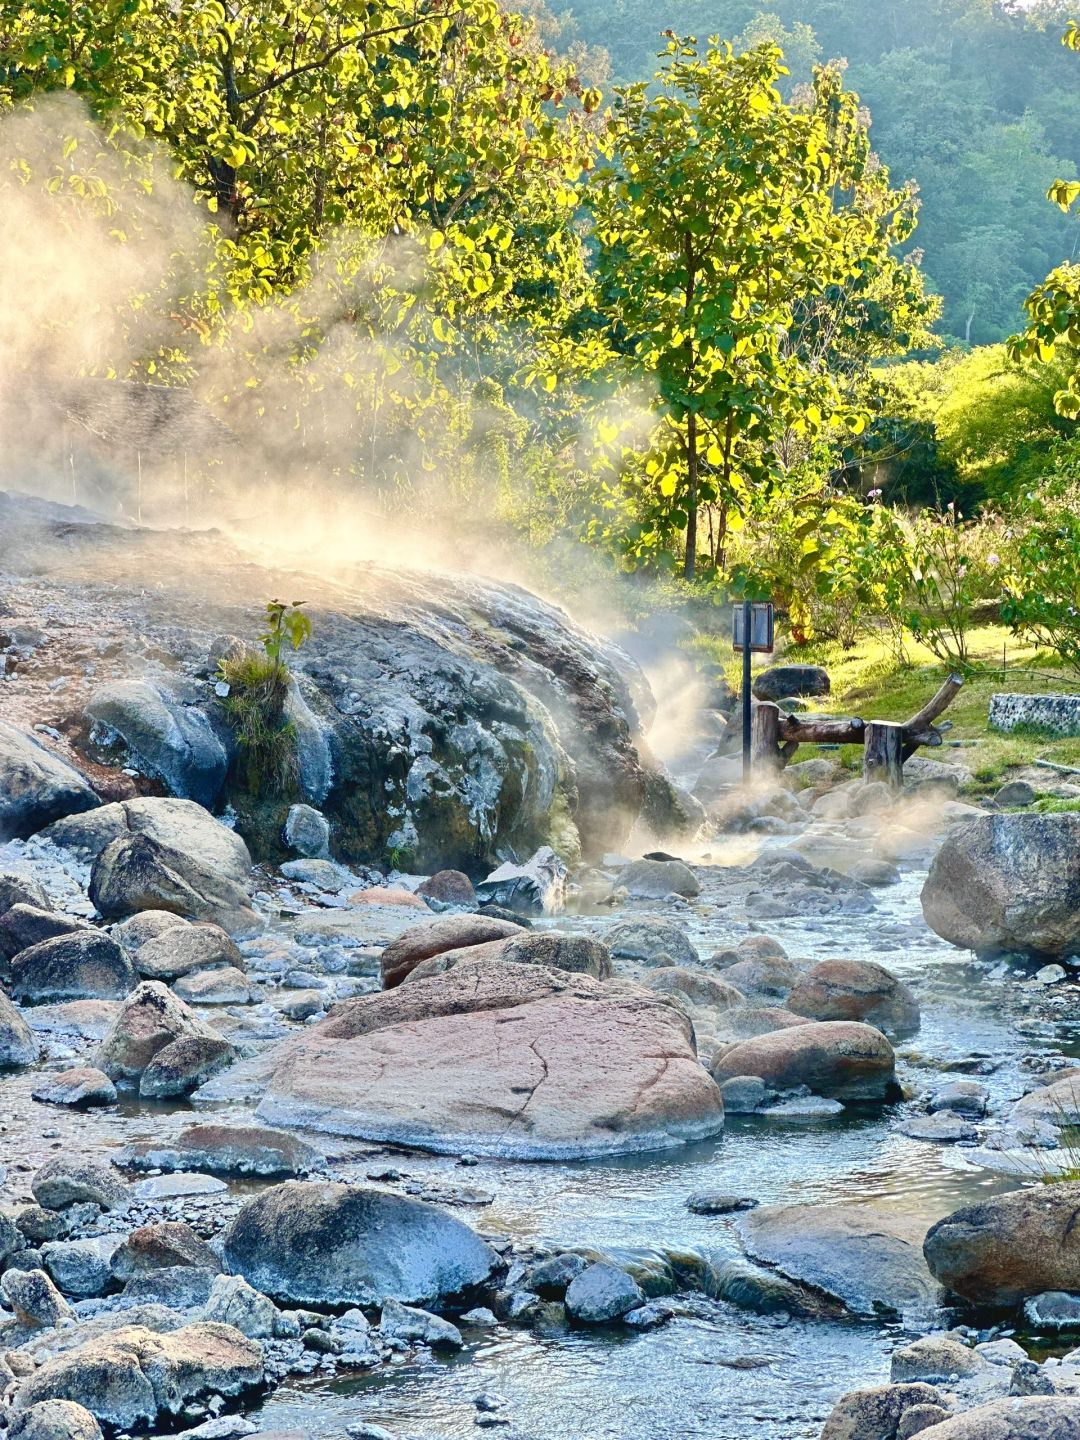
545;0;1080;344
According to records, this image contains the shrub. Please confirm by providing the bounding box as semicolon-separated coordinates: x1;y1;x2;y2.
1002;484;1080;676
218;599;311;796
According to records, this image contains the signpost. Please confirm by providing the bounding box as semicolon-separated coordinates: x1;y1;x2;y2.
733;601;774;782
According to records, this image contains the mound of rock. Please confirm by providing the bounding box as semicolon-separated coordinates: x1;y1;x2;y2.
923;1184;1080;1307
251;958;724;1159
711;1021;895;1101
116;1124;321;1178
222;1182;500;1308
12;1323;262;1430
0;906;87;963
752;665;830;702
922;814;1080;956
0;721;100;842
786;959;920;1038
378;913;525;987
89;833;257;934
11;933;136;1004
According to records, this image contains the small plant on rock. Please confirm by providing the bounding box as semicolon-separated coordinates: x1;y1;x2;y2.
218;599;311;796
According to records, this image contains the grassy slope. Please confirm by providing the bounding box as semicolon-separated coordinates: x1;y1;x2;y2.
703;623;1080;793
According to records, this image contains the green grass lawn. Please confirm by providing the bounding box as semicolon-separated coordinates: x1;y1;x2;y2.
697;623;1080;791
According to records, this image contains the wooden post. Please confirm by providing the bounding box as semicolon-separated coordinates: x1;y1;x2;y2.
864;720;905;790
751;702;782;776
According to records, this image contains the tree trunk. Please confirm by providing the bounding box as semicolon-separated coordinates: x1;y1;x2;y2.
684;407;699;581
864;721;905;789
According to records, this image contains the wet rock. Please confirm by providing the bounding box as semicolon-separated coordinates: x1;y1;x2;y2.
11;932;136;1005
1023;1292;1080;1330
820;1384;949;1440
83;678;230;809
930;1081;989;1119
1011;1073;1080;1129
135;923;244;981
900;1113;978;1143
891;1336;988;1383
849;859;902;888
715;953;800;1000
740;1203;942;1316
417;870;475;905
116;1124;321;1178
923;1184;1080;1307
498;931;613;980
379;1296;462;1348
140;1033;236;1098
1;1267;73;1327
605;918;698;967
282;803;331;859
719;1076;772;1113
475;847;567;913
616;858;700;899
41;1238;123;1297
45;798;251;886
564;1263;644;1323
8;1401;103;1440
524;1253;587;1298
203;1274;278;1338
252;958;725;1159
0;721;100;842
0;989;40;1068
753;665;830;702
922;814;1080;957
645;968;745;1012
32;1155;127;1211
911;1397;1080;1437
111;1222;222;1280
32;1066;117;1108
11;1322;263;1429
686;1192;758;1215
378;914;525;988
711;1021;896;1101
95;981;226;1082
786;960;919;1038
89;833;258;935
222;1182;501;1308
0;872;51;916
174;966;252;1005
0;905;86;963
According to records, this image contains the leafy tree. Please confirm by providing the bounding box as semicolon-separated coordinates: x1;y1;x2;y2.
585;37;930;580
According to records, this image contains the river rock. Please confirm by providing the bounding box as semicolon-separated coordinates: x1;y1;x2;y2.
95;981;226;1081
616;858;700;899
930;1080;989;1119
0;905;86;963
891;1336;988;1383
89;833;258;934
45;797;251;881
1023;1291;1080;1330
417;870;475;905
134;923;244;980
753;665;830;702
922;814;1080;957
174;966;252;1005
83;678;230;809
8;1401;103;1440
497;931;613;979
914;1397;1080;1437
923;1185;1080;1307
110;1222;221;1280
112;910;191;952
711;1021;896;1101
252;958;725;1159
524;1252;588;1297
786;960;920;1038
564;1263;644;1323
820;1384;950;1440
645;968;745;1012
11;1322;263;1429
605;918;698;966
202;1274;278;1338
0;872;51;916
716;1006;811;1043
140;1033;236;1098
715;953;800;999
32;1155;127;1212
1;1267;73;1327
0;989;40;1068
116;1123;322;1178
282;802;331;859
740;1203;942;1316
378;913;525;987
379;1296;462;1348
475;846;567;912
11;932;136;1004
222;1182;501;1307
0;721;100;842
1010;1072;1080;1129
32;1067;116;1107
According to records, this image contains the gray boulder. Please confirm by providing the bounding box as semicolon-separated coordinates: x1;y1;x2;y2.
83;678;230;808
605;917;698;967
913;1398;1080;1438
0;905;86;963
0;1267;73;1327
89;833;258;934
11;932;136;1004
8;1402;103;1440
752;665;830;702
139;1033;236;1098
44;797;251;886
496;931;612;980
95;981;227;1082
820;1384;949;1440
133;922;243;980
0;872;50;916
0;721;99;842
32;1155;127;1212
32;1067;117;1108
222;1182;501;1308
0;989;40;1068
379;1296;462;1348
564;1262;645;1323
617;857;700;899
922;814;1080;957
41;1238;123;1297
283;803;331;859
890;1336;988;1383
202;1274;278;1338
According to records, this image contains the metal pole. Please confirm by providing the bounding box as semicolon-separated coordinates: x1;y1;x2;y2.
742;599;752;783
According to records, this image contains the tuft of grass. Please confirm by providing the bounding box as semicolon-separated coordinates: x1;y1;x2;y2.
219;648;299;797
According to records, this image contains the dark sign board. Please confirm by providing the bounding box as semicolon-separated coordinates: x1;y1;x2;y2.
733;602;774;654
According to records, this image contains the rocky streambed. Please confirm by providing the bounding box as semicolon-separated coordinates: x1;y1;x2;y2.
2;497;1080;1440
